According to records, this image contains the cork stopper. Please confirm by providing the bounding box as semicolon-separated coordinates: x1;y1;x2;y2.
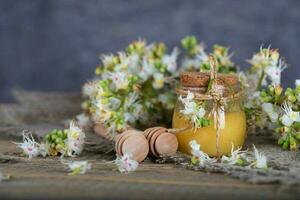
180;71;238;88
144;127;178;157
114;130;149;162
178;71;241;98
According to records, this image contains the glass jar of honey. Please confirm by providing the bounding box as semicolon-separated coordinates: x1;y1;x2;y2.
172;70;246;157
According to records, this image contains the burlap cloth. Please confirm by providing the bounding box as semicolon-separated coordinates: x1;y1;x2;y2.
0;90;299;199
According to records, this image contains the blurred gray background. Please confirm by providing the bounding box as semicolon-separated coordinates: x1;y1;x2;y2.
0;0;300;102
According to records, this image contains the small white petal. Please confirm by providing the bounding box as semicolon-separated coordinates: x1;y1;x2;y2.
115;153;139;173
281;114;293;127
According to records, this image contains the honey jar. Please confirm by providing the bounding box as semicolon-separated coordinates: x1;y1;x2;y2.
172;60;246;157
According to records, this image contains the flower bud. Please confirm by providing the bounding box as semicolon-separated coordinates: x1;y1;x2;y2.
95;67;101;75
274;85;283;96
260;91;267;97
268;85;275;95
270;50;279;62
288;95;297;103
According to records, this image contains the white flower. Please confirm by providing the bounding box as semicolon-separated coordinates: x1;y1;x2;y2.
261;103;279;122
75;113;91;129
179;91;208;129
132;103;143;119
114;153;139;173
124;112;135;123
82;81;99;97
181;58;202;71
100;54;115;66
221;145;247;165
140;58;156;81
127;54;140;73
152;73;164;89
281;102;300;127
189;140;216;167
38;142;50;157
253;145;267;169
179;91;194;104
238;72;250;88
245;91;261;109
181;101;197;115
108;97;121;110
109;72;129;91
162;48;179;73
14;131;40;159
92;99;105;121
181;43;208;71
264;59;287;85
295;79;300;87
124;92;139;110
196;107;206;119
66;121;86;157
196;44;209;64
190;140;200;152
63;160;92;175
247;45;272;67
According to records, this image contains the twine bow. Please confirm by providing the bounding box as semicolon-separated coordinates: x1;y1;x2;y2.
208;55;226;158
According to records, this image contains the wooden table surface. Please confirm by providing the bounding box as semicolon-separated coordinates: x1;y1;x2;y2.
0;135;297;200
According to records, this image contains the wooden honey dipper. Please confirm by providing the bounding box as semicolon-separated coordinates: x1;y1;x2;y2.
94;124;149;162
144;127;178;158
114;129;149;162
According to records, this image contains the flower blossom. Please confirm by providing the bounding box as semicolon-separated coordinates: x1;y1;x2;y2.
281;102;300;127
189;140;216;166
14;131;40;159
295;79;300;87
75;113;91;129
66;121;86;157
179;91;208;129
139;58;156;81
100;54;115;67
82;81;99;98
162;48;179;73
252;145;268;169
264;59;287;85
63;160;92;175
261;103;279;123
152;73;165;89
114;153;139;173
221;145;248;166
109;72;129;91
38;142;50;157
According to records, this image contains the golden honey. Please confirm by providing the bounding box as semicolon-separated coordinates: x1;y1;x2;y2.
172;105;246;157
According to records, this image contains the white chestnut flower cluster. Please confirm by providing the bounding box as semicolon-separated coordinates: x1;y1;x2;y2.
190;140;268;169
15;121;85;159
82;40;179;135
178;91;210;129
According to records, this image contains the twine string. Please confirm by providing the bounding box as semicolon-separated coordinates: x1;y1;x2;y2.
208;55;226;158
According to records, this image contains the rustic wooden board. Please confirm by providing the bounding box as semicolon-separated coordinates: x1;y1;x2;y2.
0;136;296;200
